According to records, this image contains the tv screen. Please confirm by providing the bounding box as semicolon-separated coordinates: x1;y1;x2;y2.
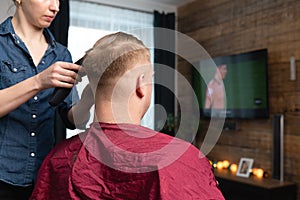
192;49;269;119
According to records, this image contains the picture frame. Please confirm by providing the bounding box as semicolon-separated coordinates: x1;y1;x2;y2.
236;158;254;178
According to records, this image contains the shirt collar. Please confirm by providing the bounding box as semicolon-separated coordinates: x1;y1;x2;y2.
44;28;57;48
0;17;14;35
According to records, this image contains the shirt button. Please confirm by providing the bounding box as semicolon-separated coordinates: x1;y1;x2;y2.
31;132;35;137
16;40;20;44
13;68;17;72
33;96;38;101
30;153;35;157
41;60;45;65
32;114;37;119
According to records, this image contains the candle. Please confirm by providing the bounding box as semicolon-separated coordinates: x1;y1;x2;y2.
230;163;238;173
216;161;224;169
253;168;264;178
222;160;230;169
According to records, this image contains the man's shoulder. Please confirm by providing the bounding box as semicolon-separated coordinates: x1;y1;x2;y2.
49;133;86;159
208;78;220;86
158;142;224;199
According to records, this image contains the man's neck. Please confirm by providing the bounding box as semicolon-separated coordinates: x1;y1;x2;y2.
94;101;141;125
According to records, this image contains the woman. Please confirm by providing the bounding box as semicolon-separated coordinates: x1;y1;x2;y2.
0;0;92;199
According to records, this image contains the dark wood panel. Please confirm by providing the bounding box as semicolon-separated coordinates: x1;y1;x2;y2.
178;0;300;199
178;0;299;33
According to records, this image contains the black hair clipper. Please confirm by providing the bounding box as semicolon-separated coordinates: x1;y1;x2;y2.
48;57;85;106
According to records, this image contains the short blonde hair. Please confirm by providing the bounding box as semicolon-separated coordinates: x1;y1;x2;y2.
83;32;150;91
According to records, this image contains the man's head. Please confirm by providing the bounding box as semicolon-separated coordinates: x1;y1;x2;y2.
83;32;153;124
216;64;227;80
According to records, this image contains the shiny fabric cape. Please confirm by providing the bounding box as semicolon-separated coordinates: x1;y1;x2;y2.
30;122;224;200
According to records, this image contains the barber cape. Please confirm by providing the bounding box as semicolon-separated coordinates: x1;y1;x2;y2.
30;122;224;200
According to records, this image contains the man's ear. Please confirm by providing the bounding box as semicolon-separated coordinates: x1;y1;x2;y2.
136;74;145;98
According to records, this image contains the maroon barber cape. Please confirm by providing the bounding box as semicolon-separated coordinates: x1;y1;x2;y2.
30;122;224;200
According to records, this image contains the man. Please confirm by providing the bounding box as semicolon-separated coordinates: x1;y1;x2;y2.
205;64;227;109
30;32;224;200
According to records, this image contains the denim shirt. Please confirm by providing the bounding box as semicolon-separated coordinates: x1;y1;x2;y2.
0;17;79;186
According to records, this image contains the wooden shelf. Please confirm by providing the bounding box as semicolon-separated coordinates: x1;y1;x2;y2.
214;169;297;200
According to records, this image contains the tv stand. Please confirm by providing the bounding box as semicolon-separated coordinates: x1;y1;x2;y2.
214;169;297;200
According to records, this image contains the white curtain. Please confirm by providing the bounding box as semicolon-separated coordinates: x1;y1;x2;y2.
70;0;154;46
67;0;154;137
70;1;152;29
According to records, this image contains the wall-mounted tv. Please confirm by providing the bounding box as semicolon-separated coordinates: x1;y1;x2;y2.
192;49;269;119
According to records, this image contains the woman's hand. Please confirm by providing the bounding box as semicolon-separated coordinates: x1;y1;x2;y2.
35;61;82;90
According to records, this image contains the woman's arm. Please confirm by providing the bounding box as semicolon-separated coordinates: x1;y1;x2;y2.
0;76;41;117
0;61;80;117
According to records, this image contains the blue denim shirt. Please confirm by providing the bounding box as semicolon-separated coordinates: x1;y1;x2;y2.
0;17;79;186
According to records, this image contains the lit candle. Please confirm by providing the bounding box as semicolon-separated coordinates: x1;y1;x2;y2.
216;161;224;169
222;160;230;169
230;163;238;173
254;168;264;178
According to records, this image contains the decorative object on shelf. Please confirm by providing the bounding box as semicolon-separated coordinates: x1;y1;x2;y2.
252;168;264;178
229;163;238;173
211;159;267;179
163;113;175;133
214;160;231;170
222;160;230;168
236;157;254;178
216;161;224;169
156;113;179;136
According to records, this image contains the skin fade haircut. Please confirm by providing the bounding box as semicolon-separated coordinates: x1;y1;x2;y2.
82;32;151;93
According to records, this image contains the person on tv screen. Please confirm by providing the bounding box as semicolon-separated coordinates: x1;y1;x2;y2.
205;64;227;109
